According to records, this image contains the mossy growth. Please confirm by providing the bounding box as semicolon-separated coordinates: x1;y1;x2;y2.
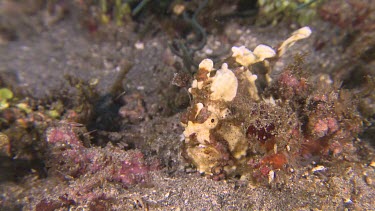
257;0;323;25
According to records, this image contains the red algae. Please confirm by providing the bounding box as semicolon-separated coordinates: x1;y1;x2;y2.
45;124;158;187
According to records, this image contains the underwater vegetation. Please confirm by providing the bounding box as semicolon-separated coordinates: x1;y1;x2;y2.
257;0;322;25
181;27;364;184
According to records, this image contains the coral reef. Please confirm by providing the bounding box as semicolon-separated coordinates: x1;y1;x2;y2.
24;122;162;209
181;27;363;183
45;123;159;187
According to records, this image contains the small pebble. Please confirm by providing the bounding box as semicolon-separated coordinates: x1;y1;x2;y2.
268;170;275;184
135;41;144;50
365;176;372;185
312;165;326;172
